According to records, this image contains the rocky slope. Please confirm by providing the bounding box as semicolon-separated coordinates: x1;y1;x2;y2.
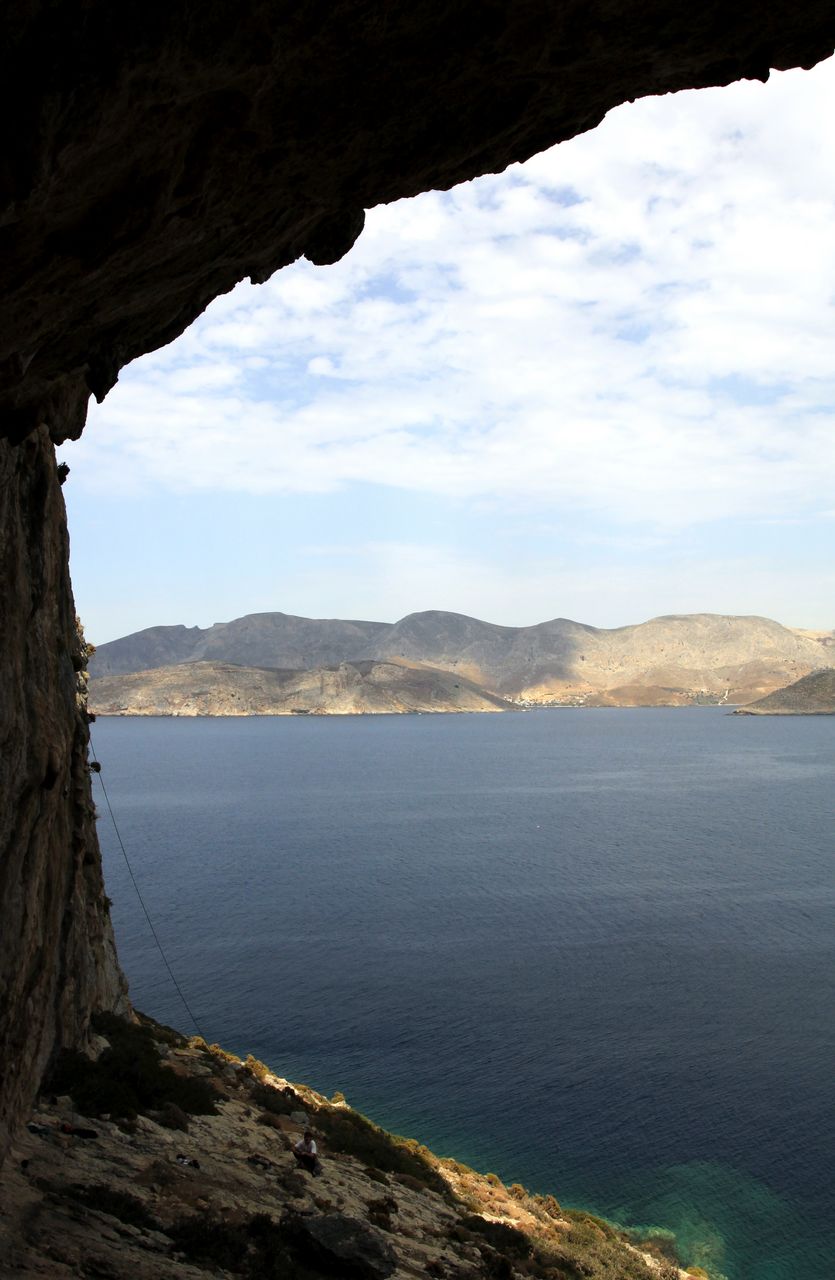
91;617;391;679
0;1013;689;1280
88;660;514;717
733;668;835;715
91;611;835;708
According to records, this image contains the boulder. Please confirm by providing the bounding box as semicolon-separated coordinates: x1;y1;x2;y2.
285;1212;397;1279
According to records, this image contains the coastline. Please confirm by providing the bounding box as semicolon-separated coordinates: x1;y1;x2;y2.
2;1013;696;1280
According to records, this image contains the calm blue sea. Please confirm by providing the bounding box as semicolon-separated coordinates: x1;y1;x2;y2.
92;709;835;1280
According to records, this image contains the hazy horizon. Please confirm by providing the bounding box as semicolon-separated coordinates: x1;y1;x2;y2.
91;603;833;648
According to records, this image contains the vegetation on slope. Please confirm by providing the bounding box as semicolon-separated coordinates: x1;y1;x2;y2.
6;1012;695;1280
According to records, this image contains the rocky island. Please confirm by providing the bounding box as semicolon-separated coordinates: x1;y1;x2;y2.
88;610;835;715
88;659;514;717
733;668;835;715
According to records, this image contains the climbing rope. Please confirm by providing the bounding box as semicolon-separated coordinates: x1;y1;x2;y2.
88;732;207;1041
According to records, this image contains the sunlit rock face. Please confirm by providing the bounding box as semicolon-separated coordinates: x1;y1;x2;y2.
0;0;833;1163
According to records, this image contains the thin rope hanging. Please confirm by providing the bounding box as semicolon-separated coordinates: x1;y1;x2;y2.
89;733;206;1041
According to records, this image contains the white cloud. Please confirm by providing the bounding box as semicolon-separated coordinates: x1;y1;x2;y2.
69;60;835;536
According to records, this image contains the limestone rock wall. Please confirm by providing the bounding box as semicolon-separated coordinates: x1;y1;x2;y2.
0;427;127;1168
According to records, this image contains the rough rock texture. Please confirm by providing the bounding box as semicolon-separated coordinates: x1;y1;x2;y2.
733;667;835;714
88;659;515;716
0;1021;687;1279
0;429;127;1169
91;615;393;679
2;3;835;443
2;0;835;1167
288;1213;398;1279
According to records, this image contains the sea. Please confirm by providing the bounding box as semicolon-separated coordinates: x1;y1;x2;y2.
91;708;835;1280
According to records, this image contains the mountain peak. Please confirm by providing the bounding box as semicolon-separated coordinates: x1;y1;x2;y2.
89;608;834;707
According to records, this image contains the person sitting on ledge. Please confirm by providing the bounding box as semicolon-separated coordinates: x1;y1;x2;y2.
293;1130;320;1174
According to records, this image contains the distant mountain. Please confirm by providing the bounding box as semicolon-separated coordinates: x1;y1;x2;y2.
91;613;388;677
88;660;514;717
733;669;835;715
89;610;835;707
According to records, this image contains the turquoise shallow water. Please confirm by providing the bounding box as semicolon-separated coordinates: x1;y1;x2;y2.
93;709;835;1279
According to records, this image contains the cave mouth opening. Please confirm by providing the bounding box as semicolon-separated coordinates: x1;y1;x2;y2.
62;57;835;649
41;61;835;1279
3;7;835;1231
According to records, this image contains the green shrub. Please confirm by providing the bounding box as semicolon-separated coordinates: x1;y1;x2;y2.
537;1227;662;1280
130;1011;187;1048
258;1110;285;1129
244;1054;271;1081
366;1193;399;1230
208;1043;241;1065
395;1172;438;1195
169;1214;250;1270
170;1211;331;1279
314;1107;448;1196
563;1209;617;1239
45;1014;218;1119
533;1193;563;1219
252;1082;296;1116
157;1101;189;1131
460;1216;531;1259
481;1249;514;1280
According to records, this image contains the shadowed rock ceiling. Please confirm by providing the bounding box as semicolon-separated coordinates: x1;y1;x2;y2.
2;1;833;445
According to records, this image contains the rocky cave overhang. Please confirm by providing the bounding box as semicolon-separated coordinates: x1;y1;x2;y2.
2;0;835;441
1;0;834;1165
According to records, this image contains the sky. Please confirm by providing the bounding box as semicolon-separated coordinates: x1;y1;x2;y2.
61;59;835;644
